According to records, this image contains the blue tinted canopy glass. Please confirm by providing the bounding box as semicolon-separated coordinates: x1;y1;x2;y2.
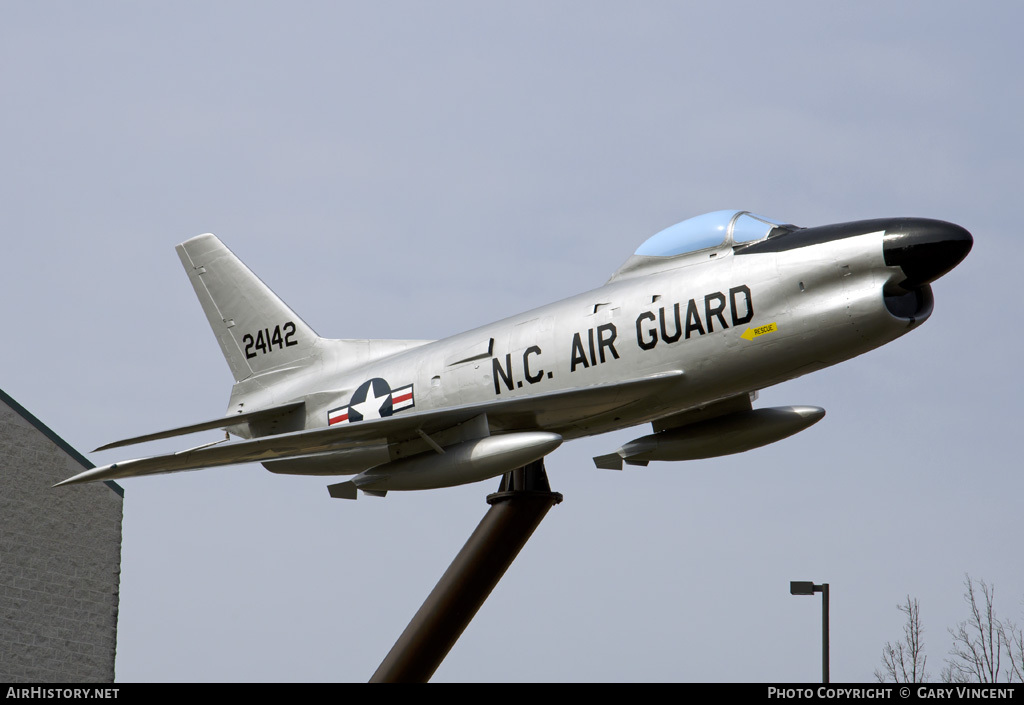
634;210;791;257
732;212;790;243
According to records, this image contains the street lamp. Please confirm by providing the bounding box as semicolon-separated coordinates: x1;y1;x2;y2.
790;581;829;683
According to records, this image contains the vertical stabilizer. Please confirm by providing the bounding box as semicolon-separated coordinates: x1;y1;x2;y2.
177;234;320;382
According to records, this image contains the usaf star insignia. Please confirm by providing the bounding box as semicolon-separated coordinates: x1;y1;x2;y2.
328;378;415;425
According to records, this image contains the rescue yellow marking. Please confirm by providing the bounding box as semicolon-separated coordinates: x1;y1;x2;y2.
741;322;778;341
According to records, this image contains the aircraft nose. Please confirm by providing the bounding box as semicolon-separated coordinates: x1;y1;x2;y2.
882;219;973;288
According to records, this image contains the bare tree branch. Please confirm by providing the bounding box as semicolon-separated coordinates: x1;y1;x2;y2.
1003;599;1023;683
877;578;1023;683
944;575;1006;683
877;595;929;682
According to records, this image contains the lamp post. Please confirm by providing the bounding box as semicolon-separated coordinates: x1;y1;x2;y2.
790;580;829;683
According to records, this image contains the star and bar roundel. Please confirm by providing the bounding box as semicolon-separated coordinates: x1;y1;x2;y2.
328;378;415;425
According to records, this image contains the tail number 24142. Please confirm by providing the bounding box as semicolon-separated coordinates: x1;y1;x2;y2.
243;322;299;359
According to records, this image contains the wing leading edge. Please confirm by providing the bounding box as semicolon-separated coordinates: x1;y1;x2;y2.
56;370;684;487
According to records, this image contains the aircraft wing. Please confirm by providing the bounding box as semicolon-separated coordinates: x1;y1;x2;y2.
56;370;684;487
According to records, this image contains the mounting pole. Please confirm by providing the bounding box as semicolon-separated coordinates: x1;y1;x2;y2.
370;459;562;682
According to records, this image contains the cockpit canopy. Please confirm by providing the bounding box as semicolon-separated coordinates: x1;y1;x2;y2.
634;210;798;257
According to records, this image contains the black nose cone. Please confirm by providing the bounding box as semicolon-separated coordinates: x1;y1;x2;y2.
883;219;973;288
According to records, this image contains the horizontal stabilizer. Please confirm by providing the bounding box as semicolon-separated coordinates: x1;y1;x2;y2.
93;401;305;451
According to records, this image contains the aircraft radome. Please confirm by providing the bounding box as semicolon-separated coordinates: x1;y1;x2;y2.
56;210;972;498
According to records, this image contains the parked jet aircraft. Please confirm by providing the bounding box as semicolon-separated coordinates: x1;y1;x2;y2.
56;210;972;498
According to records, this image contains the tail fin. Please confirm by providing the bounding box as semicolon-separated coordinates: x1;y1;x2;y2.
177;234;319;383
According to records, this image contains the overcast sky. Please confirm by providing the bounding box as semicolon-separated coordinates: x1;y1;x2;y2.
2;2;1021;682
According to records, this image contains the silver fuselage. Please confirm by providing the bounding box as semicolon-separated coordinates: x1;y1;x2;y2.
233;228;920;472
56;212;970;492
